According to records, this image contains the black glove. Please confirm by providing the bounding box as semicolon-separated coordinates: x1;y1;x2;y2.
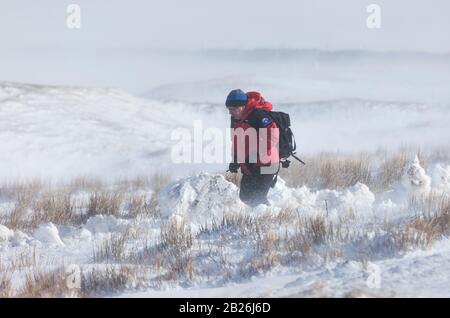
228;162;240;173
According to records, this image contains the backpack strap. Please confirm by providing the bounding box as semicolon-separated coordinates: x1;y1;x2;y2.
290;128;296;152
245;109;275;128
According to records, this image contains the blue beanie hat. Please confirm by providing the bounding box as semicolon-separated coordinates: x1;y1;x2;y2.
226;89;248;107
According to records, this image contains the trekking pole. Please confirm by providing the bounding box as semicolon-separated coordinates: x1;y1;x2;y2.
292;154;306;165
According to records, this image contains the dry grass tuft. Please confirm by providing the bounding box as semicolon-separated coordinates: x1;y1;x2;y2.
125;193;159;218
87;191;124;218
392;217;440;250
82;265;146;296
15;264;148;298
0;273;13;298
150;218;196;281
3;191;83;230
31;191;83;226
224;172;241;188
385;194;450;251
344;287;394;298
9;248;40;270
93;229;132;263
281;153;372;190
150;173;172;194
18;267;84;298
244;230;281;276
373;152;408;191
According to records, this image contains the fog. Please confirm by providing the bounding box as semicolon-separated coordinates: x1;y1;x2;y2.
1;1;450;98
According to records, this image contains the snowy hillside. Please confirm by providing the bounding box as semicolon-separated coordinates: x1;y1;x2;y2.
1;81;450;181
0;81;209;180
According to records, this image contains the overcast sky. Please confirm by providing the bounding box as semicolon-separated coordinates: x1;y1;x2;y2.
1;0;450;53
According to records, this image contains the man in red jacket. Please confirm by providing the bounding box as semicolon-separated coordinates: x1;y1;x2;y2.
226;89;280;206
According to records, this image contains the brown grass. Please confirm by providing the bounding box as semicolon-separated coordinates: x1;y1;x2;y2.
1;180;44;230
3;190;84;230
93;228;132;263
31;191;84;226
18;267;84;298
0;273;13;298
278;149;429;193
224;171;241;188
87;191;124;218
134;218;196;282
125;217;196;282
343;287;394;298
245;230;281;276
284;214;344;263
384;194;450;251
281;153;372;190
13;264;148;298
2;150;450;294
1;172;168;231
150;173;172;194
373;152;408;191
125;193;159;218
82;265;147;297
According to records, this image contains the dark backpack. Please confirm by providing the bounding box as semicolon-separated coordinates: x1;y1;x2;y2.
265;111;305;168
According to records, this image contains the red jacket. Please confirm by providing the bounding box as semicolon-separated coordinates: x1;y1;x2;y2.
231;92;280;175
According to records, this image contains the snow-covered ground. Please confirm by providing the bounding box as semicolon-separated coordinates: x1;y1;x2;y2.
1;49;450;297
1;154;450;297
124;238;450;298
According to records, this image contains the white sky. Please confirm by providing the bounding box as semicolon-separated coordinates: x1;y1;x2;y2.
1;0;450;52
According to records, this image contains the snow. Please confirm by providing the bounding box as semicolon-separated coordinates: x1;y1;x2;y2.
0;163;449;297
158;173;245;227
157;174;377;229
432;164;450;193
0;224;14;241
84;215;126;234
402;155;432;195
0;72;449;297
1;80;450;181
32;223;65;246
10;231;32;247
123;238;450;298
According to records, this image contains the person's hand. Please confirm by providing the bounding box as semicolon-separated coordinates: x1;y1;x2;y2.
228;162;240;173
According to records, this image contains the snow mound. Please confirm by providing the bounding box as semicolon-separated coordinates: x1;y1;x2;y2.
33;223;65;246
158;173;377;227
402;155;431;195
269;178;375;217
268;178;304;209
77;228;93;240
431;164;450;194
11;231;32;246
84;215;126;233
158;173;245;225
0;224;14;241
339;183;376;213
